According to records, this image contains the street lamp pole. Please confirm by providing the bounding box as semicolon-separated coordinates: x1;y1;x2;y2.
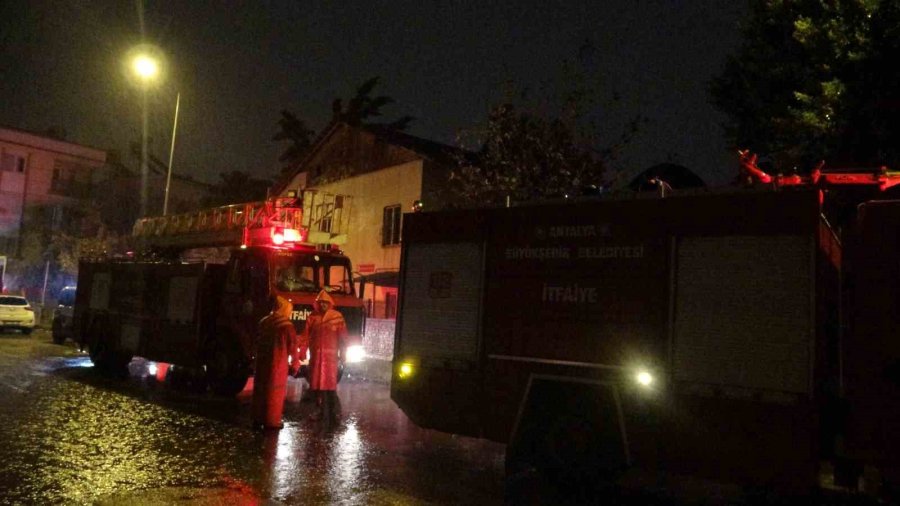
163;91;180;216
132;52;158;218
140;87;149;218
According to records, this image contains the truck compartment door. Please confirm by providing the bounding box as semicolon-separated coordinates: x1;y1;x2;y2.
398;242;483;359
673;234;813;395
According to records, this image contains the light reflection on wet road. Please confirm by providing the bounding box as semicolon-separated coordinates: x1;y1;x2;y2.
0;331;504;504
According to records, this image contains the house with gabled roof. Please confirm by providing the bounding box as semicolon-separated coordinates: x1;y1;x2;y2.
274;120;459;321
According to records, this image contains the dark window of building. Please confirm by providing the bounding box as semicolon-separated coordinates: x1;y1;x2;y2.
382;204;401;246
1;152;26;173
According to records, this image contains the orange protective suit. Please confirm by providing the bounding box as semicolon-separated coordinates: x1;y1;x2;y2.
300;290;347;392
252;296;300;429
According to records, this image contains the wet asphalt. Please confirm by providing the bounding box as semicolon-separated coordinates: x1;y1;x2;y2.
0;330;505;505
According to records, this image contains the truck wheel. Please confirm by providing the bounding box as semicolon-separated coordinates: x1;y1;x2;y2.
52;319;66;344
87;322;131;377
166;365;208;393
506;379;627;502
207;347;248;396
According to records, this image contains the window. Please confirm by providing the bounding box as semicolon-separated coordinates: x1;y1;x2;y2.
1;152;26;173
382;204;401;246
385;291;398;318
327;264;351;294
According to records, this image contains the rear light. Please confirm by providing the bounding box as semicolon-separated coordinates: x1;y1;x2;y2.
24;306;33;312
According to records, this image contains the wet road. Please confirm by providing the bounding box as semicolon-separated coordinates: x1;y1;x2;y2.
0;330;505;504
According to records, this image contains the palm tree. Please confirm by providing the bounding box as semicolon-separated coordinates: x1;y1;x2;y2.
273;77;414;171
332;77;413;130
273;110;316;164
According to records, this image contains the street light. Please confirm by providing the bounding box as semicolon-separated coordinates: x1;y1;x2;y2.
132;55;159;80
126;45;179;216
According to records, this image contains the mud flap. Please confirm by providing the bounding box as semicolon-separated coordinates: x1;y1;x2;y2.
506;375;630;501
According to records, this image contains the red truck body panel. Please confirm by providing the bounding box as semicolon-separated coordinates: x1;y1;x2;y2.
394;189;838;489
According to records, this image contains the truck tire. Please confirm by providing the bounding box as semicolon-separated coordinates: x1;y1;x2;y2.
505;379;627;502
87;320;131;377
51;319;66;344
166;365;208;394
206;346;248;396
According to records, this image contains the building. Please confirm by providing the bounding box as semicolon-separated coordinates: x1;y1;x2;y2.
275;121;459;320
93;149;213;234
0;126;107;256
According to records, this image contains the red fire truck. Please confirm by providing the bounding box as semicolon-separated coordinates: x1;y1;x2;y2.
392;157;900;498
73;191;365;395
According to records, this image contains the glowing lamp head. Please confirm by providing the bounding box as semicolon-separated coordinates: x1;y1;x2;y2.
132;55;159;80
636;371;654;387
398;362;414;379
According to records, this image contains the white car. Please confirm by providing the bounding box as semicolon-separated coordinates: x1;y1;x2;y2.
0;295;35;334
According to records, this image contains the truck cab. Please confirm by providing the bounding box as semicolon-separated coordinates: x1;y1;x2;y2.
214;245;365;389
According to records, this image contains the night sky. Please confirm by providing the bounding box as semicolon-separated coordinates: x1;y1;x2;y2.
0;1;747;186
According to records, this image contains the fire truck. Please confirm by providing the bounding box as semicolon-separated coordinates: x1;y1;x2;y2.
73;190;365;395
391;154;900;498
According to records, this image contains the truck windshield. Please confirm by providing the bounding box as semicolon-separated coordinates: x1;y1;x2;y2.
271;252;354;296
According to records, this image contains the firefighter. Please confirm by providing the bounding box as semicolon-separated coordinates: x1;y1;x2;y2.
299;289;347;422
252;295;301;430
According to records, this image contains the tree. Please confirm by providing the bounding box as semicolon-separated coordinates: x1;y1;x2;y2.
332;76;414;130
272;110;316;176
710;0;900;171
273;77;414;173
451;82;640;207
203;170;272;207
451;104;599;205
7;204;121;299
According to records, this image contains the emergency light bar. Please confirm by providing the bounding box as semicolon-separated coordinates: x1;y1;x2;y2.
271;227;305;245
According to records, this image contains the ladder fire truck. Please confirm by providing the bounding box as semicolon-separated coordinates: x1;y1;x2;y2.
72;190;365;395
392;152;900;500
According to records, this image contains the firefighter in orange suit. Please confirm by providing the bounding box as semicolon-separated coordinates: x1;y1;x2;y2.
252;296;301;430
299;289;347;421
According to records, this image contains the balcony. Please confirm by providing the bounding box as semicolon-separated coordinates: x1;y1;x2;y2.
49;179;92;199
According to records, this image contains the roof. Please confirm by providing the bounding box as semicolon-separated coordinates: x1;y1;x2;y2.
353;270;399;288
273;120;463;194
0;124;107;162
359;124;463;164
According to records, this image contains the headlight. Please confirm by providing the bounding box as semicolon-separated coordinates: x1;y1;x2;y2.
398;361;414;379
345;345;365;363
